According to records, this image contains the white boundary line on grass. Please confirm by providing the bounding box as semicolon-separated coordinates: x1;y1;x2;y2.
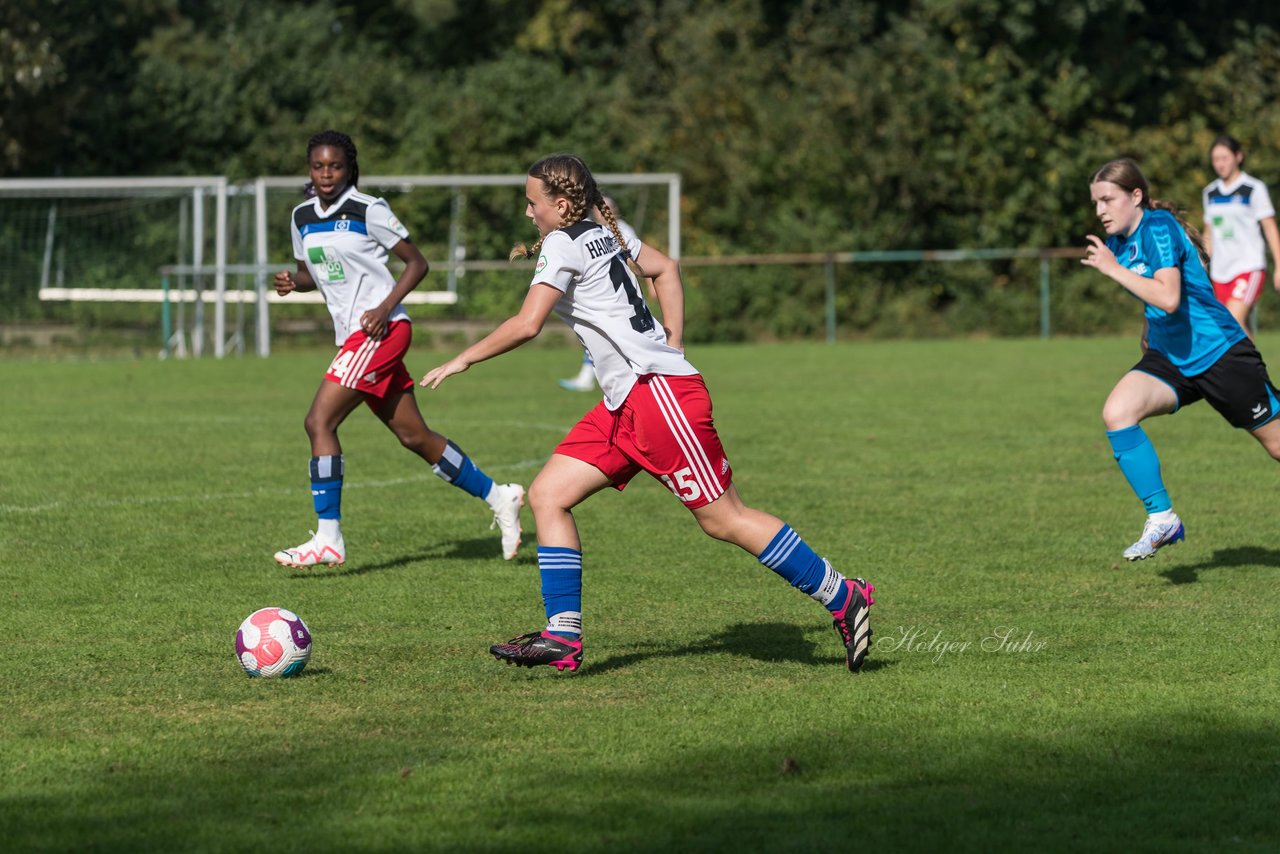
0;458;547;515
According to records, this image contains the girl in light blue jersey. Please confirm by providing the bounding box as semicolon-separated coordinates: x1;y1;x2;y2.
1083;158;1280;560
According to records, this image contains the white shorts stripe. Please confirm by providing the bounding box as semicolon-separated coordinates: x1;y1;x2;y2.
658;378;725;501
344;337;379;388
649;377;713;479
1238;270;1265;304
649;378;715;497
650;376;724;502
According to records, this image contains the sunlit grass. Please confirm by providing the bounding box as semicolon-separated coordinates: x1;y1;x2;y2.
3;338;1279;851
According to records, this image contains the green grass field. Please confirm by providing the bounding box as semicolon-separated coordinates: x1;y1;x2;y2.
4;338;1280;852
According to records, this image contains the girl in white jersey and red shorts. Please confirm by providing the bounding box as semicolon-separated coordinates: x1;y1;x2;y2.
271;130;524;569
421;154;874;674
1202;135;1280;334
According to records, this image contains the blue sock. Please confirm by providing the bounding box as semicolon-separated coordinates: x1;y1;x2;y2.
1106;426;1171;513
431;439;495;501
758;524;849;613
310;455;343;519
539;546;583;640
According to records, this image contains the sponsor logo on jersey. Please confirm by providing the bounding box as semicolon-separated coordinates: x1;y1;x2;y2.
308;246;347;283
536;254;547;274
362;370;378;384
387;215;408;238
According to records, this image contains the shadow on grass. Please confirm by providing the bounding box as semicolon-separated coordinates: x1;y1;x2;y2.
6;713;1278;851
1159;546;1280;584
286;536;529;579
584;621;890;676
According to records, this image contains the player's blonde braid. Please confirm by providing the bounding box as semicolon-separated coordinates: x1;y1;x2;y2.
509;154;594;262
591;193;645;277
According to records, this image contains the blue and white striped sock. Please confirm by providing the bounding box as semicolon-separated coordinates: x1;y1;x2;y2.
758;524;849;613
539;546;583;640
431;439;495;501
310;455;343;539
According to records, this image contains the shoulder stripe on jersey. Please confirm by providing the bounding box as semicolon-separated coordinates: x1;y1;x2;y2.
1208;185;1256;204
649;376;725;503
294;197;370;230
300;220;369;238
560;220;599;240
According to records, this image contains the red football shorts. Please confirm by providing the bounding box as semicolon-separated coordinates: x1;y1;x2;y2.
554;373;733;509
1213;270;1264;307
324;319;415;407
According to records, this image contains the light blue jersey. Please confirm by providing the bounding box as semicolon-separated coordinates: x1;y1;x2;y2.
1106;208;1245;375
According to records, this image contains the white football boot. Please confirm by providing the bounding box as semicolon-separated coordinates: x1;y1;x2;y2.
558;363;596;392
1123;513;1184;561
488;483;525;560
274;531;345;568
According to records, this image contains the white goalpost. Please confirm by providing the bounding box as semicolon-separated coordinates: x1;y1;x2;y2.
0;172;680;358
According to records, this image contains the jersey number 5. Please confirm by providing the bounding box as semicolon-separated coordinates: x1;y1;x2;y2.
609;255;655;333
660;467;702;502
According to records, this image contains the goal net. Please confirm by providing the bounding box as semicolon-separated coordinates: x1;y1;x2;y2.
0;173;681;357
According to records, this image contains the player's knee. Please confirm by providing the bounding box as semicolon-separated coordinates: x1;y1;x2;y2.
1101;400;1136;432
303;411;330;441
694;511;737;543
526;480;562;517
395;431;425;454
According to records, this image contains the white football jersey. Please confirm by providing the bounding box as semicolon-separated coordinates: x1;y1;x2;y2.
290;186;412;344
1203;171;1276;282
533;219;697;410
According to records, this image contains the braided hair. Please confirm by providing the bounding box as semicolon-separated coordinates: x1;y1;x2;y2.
303;129;360;197
511;154;637;274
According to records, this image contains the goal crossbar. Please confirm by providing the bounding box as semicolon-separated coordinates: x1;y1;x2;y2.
3;172;681;358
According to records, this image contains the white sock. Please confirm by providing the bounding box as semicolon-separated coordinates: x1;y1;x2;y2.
485;483;510;511
317;518;341;541
1149;509;1178;525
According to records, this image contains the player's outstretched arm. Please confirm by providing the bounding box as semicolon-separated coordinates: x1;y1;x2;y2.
420;283;561;389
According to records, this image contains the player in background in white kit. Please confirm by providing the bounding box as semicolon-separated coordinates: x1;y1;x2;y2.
272;130;523;568
421;153;874;674
1202;134;1280;335
557;194;642;392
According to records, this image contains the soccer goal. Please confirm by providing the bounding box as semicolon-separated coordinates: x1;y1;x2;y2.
252;172;681;355
0;172;681;358
0;176;230;356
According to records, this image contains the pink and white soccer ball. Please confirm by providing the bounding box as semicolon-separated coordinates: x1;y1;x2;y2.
235;607;312;677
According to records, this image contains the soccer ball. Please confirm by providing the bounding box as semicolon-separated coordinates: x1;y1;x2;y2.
235;607;312;678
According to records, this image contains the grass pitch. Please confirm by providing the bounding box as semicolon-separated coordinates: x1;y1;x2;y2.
3;338;1280;852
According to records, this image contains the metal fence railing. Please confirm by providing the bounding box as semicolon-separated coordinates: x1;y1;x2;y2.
680;248;1085;341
